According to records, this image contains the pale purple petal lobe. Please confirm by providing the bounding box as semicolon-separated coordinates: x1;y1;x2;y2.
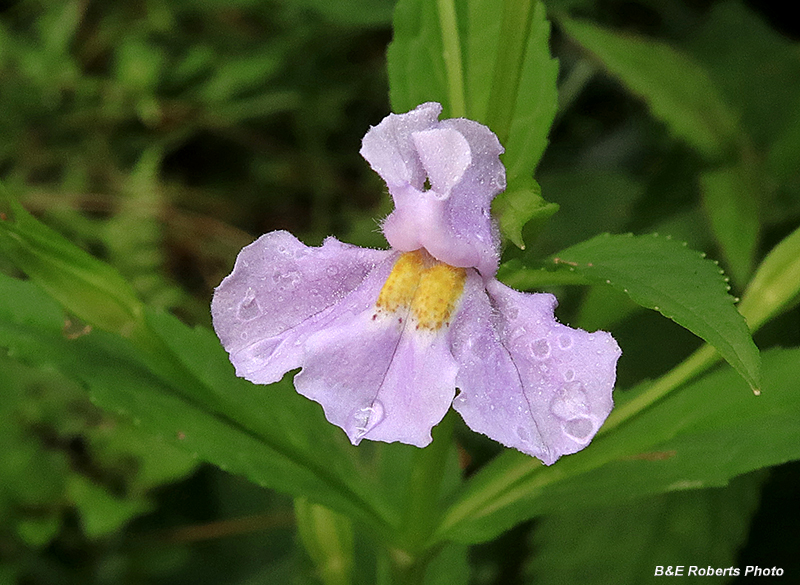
211;231;391;384
452;275;621;465
296;307;458;447
412;128;471;197
359;102;442;189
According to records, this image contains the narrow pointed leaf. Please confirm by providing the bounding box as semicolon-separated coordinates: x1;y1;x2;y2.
387;0;449;114
700;165;761;286
560;17;739;159
552;233;760;391
0;200;144;336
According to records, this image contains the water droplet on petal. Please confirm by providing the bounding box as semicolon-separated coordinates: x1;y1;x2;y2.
558;334;573;349
550;381;589;419
516;426;530;442
563;417;594;442
509;326;527;342
327;265;339;277
531;338;551;360
564;369;575;381
238;288;262;320
352;401;385;439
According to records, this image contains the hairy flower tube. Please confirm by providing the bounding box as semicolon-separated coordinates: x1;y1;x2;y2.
212;102;620;465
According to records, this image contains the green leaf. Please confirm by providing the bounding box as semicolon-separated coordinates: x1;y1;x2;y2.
0;358;70;531
551;233;760;392
526;473;764;584
700;165;761;286
199;48;284;104
387;0;449;115
87;422;199;492
15;515;62;548
492;178;558;250
0;274;394;535
738;224;800;333
0;199;145;337
471;0;560;246
685;2;800;149
67;474;153;539
490;0;558;179
560;17;739;159
434;347;800;544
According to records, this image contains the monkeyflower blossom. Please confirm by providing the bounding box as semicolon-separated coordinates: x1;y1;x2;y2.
212;102;620;465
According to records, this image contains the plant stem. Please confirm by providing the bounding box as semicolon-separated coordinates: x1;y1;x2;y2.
600;344;719;434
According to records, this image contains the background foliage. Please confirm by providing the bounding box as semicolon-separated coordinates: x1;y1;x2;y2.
1;0;799;584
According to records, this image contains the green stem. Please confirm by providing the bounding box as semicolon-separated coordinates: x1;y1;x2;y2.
600;344;718;434
437;0;466;117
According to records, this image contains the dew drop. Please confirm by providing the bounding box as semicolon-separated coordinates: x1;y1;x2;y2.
352;401;385;439
550;381;589;420
238;288;262;320
510;326;527;341
516;426;530;442
558;334;573;349
531;338;551;360
564;368;575;381
287;270;301;286
326;265;339;277
563;417;594;442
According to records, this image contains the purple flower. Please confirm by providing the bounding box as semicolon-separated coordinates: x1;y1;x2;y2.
211;103;620;465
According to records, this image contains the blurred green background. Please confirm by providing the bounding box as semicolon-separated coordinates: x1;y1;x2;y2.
1;0;799;583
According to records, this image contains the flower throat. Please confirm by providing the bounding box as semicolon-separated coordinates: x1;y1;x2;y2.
376;250;466;330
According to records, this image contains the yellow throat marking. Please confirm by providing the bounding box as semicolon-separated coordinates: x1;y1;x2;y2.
376;250;467;330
